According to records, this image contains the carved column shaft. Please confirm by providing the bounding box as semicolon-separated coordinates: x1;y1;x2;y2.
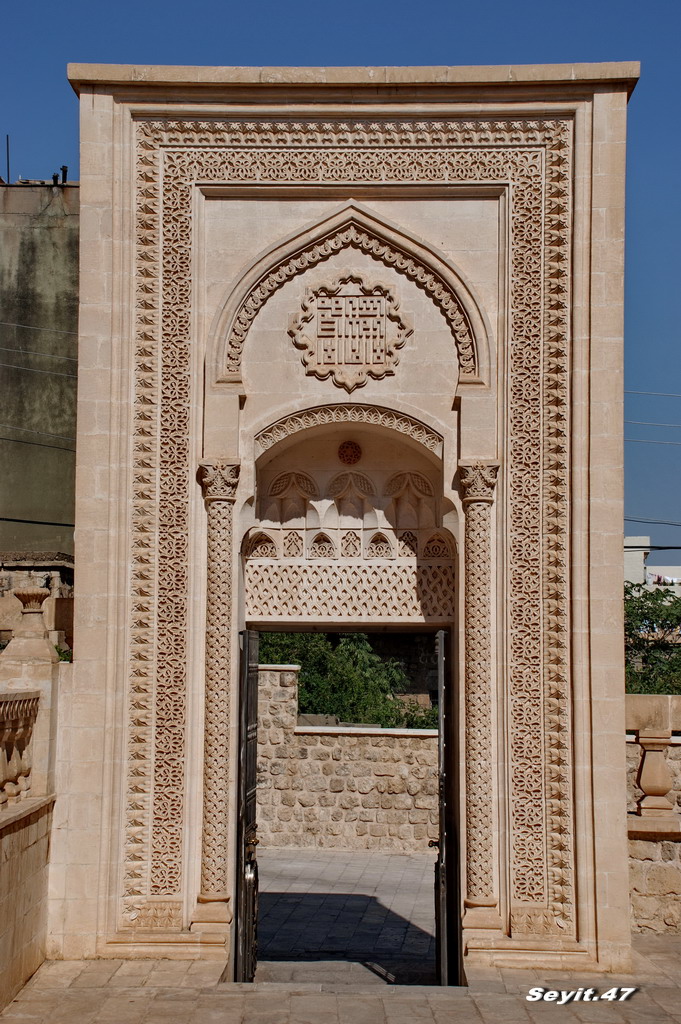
197;460;239;904
460;462;499;913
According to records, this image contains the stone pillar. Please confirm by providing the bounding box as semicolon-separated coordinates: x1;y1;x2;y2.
192;459;240;929
459;461;500;928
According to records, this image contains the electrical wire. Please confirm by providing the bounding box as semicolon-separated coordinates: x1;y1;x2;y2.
625;438;681;447
0;344;76;362
0;516;74;527
0;423;75;441
0;361;76;379
0;320;77;336
0;435;75;453
625;516;681;528
625;389;681;398
625;420;681;429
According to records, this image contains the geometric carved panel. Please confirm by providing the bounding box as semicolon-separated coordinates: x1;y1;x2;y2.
244;561;455;622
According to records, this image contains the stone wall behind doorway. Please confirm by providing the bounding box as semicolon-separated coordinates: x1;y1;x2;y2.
256;666;438;851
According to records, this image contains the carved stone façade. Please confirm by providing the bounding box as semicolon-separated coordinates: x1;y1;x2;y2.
62;62;637;973
127;113;573;940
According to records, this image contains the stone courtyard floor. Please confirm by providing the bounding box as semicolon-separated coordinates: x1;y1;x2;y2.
2;850;681;1023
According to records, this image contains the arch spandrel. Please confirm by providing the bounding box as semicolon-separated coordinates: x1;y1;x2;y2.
207;201;490;388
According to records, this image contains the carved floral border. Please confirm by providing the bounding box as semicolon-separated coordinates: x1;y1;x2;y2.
127;117;573;937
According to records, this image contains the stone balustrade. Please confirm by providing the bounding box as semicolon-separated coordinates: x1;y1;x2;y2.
626;694;681;932
0;691;40;810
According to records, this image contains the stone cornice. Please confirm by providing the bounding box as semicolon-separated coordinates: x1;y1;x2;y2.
68;62;640;94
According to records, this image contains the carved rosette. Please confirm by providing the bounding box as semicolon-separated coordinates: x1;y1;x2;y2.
288;273;412;391
460;462;499;914
197;460;240;903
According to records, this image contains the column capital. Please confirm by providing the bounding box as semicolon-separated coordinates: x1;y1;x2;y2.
198;460;240;503
459;461;500;505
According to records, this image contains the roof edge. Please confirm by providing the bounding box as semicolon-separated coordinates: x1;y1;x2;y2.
67;61;640;95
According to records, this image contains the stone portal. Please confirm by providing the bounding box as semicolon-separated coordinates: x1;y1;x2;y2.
57;62;638;973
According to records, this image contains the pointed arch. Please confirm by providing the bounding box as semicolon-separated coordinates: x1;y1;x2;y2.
208;201;489;386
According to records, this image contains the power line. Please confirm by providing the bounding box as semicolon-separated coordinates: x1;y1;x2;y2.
0;320;77;336
625;546;681;551
625;516;681;528
0;423;75;442
0;361;77;379
625;420;681;429
0;435;75;453
0;516;74;527
0;344;77;362
625;438;681;447
625;389;681;398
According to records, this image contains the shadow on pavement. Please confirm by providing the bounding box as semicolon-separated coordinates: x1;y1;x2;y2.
257;891;437;985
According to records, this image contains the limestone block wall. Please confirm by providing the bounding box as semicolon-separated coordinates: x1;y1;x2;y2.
626;695;681;932
0;798;53;1011
256;666;438;851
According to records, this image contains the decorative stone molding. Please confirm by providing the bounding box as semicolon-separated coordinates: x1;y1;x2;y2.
386;472;434;498
198;461;240;503
255;404;443;456
338;440;362;465
288;273;412;392
460;461;499;922
212;205;479;383
128;115;573;936
0;692;39;809
12;588;50;612
196;460;240;912
309;533;336;559
268;472;318;499
328;471;375;499
244;562;455;621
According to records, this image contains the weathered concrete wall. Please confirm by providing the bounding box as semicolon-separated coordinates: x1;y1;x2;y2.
0;185;78;554
0;799;53;1011
257;666;438;852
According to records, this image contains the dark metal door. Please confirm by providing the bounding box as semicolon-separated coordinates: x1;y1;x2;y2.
433;628;462;985
234;629;259;982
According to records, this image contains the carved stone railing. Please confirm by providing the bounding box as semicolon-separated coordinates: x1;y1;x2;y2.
0;691;40;810
626;694;681;837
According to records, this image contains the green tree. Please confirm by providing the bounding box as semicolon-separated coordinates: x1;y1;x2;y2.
258;631;412;727
624;582;681;694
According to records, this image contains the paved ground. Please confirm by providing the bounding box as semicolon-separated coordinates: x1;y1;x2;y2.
257;849;436;984
2;850;681;1022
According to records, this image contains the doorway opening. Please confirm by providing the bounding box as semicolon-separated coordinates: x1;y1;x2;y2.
237;628;457;986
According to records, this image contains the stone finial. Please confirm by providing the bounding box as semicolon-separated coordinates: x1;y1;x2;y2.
197;461;240;503
459;462;500;504
13;588;51;612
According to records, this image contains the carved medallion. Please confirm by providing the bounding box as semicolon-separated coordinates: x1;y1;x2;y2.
288;274;412;392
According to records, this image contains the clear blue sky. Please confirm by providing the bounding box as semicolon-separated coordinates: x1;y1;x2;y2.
3;0;680;554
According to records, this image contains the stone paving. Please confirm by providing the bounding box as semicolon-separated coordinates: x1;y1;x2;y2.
257;848;437;984
2;850;680;1022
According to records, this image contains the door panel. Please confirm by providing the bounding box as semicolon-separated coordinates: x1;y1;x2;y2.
234;629;259;982
434;628;462;985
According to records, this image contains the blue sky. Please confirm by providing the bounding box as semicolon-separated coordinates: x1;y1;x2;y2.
3;0;680;554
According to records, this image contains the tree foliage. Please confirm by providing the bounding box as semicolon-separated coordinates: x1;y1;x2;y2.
258;631;438;728
624;582;681;694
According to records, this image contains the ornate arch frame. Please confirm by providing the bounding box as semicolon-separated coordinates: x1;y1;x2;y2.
118;114;576;953
206;201;491;386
